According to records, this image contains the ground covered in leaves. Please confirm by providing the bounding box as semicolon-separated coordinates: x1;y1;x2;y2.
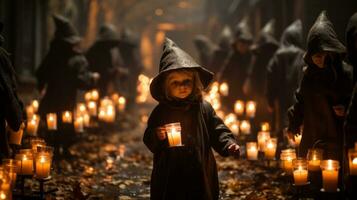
24;107;294;200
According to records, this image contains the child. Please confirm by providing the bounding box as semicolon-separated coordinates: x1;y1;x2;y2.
287;11;353;161
143;38;240;200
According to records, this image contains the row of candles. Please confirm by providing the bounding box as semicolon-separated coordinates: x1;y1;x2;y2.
0;138;53;199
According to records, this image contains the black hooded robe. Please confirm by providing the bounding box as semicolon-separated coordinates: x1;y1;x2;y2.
144;38;237;200
287;12;353;160
346;12;357;84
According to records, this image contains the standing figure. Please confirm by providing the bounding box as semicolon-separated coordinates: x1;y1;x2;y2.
219;18;253;109
36;15;98;158
86;24;122;96
266;20;305;142
287;12;353;161
0;22;24;159
346;12;357;84
193;35;216;70
209;26;232;74
144;38;240;200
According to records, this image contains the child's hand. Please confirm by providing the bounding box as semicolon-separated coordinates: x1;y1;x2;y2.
156;126;166;141
228;143;240;157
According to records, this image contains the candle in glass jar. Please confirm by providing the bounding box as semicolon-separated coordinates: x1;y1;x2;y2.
234;100;244;116
118;97;126;111
32;100;39;113
35;154;51;179
30;138;46;153
27;117;39;136
280;149;296;173
307;148;323;171
87;101;97;116
257;131;270;151
224;113;236;126
83;114;90;127
105;106;116;122
348;149;357;175
46;113;57;130
230;122;239;135
293;166;308;185
62;111;72;123
165;122;182;147
16;151;33;175
321;160;339;192
219;82;229;96
264;138;277;160
26;105;35;118
240;120;251;135
77;103;87;115
91;90;99;101
74;117;84;133
246;101;256;118
261;122;270;132
246;142;258;160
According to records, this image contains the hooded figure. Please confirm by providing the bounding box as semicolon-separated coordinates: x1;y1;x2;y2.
144;38;237;200
0;22;24;159
36;15;97;156
266;20;305;140
117;27;143;109
219;17;253;108
346;12;357;84
287;12;353;160
209;26;232;74
246;19;279;123
193;35;216;70
86;24;122;96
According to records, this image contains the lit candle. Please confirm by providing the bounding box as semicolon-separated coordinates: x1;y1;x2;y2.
0;167;11;198
165;122;182;147
46;113;57;130
246;101;256;118
307;148;323;171
261;122;270;132
9;125;24;145
118;96;126;111
219;82;229;96
264;138;277;160
98;108;106;121
16;150;34;175
77;103;87;115
30;138;46;153
26;105;35;118
32;100;39;113
91;90;99;101
240;120;251;135
74;117;84;133
230;122;239;136
105;106;116;123
111;93;120;103
35;154;51;179
348;149;357;175
280;149;296;173
294;134;302;146
257;131;270;151
246;142;258;160
224;113;236;126
62;111;73;123
212;99;221;110
84;91;92;102
234;100;244;116
87;101;97;116
293;161;308;186
2;159;18;188
27;116;40;136
321;160;339;192
83;114;90;127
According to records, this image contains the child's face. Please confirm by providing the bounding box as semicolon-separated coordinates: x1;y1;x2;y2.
312;52;327;68
167;71;194;99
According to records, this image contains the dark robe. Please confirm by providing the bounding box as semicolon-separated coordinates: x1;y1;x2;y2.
346;12;357;84
193;35;215;70
266;20;305;135
345;83;357;148
143;101;235;200
287;12;353;160
0;46;23;159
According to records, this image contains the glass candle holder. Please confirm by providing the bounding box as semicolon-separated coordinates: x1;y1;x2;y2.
264;138;277;160
87;101;97;116
230;121;240;136
234;100;244;116
257;131;270;151
307;148;323;171
37;146;54;158
27;115;40;136
246;101;256;118
2;159;19;188
219;82;229;96
15;149;34;175
74;117;84;133
261;122;270;132
31;100;39;113
321;160;339;192
246;142;258;160
35;152;52;179
224;113;237;127
0;167;11;199
76;103;87;116
26;105;35;119
293;158;309;185
280;149;297;174
46;113;57;130
30;138;46;154
118;97;126;111
91;90;99;101
240;120;251;135
348;149;357;176
62;111;73;123
165;122;182;147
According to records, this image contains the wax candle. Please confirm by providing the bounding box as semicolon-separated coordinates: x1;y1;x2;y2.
111;93;120;103
261;122;270;132
257;131;270;151
77;103;87;115
27;117;40;136
307;148;323;171
230;122;239;136
16;150;34;175
31;100;39;113
105;106;116;123
224;113;236;126
165;122;182;147
293;161;308;186
348;149;357;175
212;99;221;110
264;138;277;160
280;149;296;173
87;101;97;116
46;113;57;130
321;160;339;192
26;105;35;118
240;120;251;135
62;111;73;123
84;91;92;102
234;100;244;116
246;142;258;160
219;82;229;96
35;154;51;179
91;90;99;101
118;96;126;111
246;101;256;118
74;117;84;133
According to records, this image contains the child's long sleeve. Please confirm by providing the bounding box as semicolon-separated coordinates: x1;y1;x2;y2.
143;106;165;154
204;101;236;157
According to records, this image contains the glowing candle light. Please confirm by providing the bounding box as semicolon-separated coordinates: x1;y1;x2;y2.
240;120;251;135
246;101;256;118
257;131;270;151
219;82;229;96
35;154;51;179
118;97;126;111
91;90;99;101
32;100;39;113
87;101;97;116
307;148;323;171
280;149;296;173
264;138;277;160
46;113;57;130
15;150;34;175
321;160;339;192
62;111;73;123
27;115;40;136
246;142;258;160
165;122;182;147
230;122;239;136
83;114;90;127
348;149;357;175
74;117;84;133
234;100;244;116
261;122;270;132
26;105;35;118
293;159;308;186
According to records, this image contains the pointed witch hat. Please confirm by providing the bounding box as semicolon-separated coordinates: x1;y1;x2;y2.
52;14;81;44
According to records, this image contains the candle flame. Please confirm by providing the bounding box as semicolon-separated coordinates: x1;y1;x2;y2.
40;156;46;163
0;192;6;199
352;158;357;164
